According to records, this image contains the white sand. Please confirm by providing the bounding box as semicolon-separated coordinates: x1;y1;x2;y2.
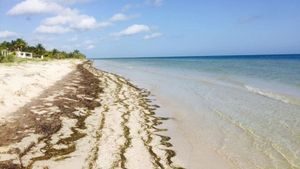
0;60;81;120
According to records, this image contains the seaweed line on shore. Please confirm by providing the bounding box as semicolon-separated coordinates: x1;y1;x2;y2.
0;62;102;169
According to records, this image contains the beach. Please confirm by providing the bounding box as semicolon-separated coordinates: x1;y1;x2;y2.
0;60;182;169
0;60;81;120
1;56;299;169
2;0;299;168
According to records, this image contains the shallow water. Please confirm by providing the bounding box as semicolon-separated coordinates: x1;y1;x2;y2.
93;55;300;169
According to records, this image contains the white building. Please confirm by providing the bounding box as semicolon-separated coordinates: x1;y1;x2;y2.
15;51;33;59
1;49;9;57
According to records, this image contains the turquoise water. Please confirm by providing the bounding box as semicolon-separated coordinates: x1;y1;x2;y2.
94;55;300;169
97;55;300;88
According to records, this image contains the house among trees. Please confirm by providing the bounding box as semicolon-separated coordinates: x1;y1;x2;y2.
0;49;35;59
1;39;44;59
1;38;85;63
15;51;33;59
1;49;8;57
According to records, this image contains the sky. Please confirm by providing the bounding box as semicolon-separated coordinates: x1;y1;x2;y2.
0;0;300;58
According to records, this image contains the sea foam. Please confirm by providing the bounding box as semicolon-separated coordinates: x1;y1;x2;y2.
244;85;300;105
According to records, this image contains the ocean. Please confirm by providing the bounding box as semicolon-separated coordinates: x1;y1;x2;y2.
93;54;300;169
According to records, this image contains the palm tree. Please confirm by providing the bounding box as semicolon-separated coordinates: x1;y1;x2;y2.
0;41;11;50
52;48;58;55
73;49;80;54
72;49;86;58
35;43;46;55
51;49;59;58
10;40;17;51
24;46;36;53
15;38;27;51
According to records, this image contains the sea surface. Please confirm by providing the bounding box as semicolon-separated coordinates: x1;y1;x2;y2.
93;55;300;169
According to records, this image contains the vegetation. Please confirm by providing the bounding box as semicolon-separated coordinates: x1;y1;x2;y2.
0;38;86;63
0;54;15;63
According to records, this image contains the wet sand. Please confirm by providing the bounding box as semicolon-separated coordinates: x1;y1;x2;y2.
0;61;183;169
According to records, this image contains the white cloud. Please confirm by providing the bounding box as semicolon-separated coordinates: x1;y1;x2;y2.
8;0;111;34
43;9;102;30
7;0;91;16
7;0;63;15
35;25;71;34
73;15;98;30
97;22;112;28
110;13;137;22
0;31;18;38
8;0;139;35
114;24;151;37
43;10;74;25
144;32;163;40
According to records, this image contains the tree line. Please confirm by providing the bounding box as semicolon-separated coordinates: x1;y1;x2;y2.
0;38;86;62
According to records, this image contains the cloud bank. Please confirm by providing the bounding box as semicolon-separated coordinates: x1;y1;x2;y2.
7;0;63;15
0;31;18;39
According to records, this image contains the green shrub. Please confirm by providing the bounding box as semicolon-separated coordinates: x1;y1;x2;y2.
0;54;16;63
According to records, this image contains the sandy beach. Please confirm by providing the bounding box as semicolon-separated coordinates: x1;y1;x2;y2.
0;60;81;120
0;60;182;169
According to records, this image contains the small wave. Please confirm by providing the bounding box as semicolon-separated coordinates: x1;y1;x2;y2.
244;85;294;105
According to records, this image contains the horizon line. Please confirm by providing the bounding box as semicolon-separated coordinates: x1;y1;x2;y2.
88;53;300;59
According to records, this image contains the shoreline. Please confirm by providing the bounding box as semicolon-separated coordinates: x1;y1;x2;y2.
0;60;183;168
93;58;300;169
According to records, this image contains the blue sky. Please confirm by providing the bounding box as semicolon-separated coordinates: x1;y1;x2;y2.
0;0;300;58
